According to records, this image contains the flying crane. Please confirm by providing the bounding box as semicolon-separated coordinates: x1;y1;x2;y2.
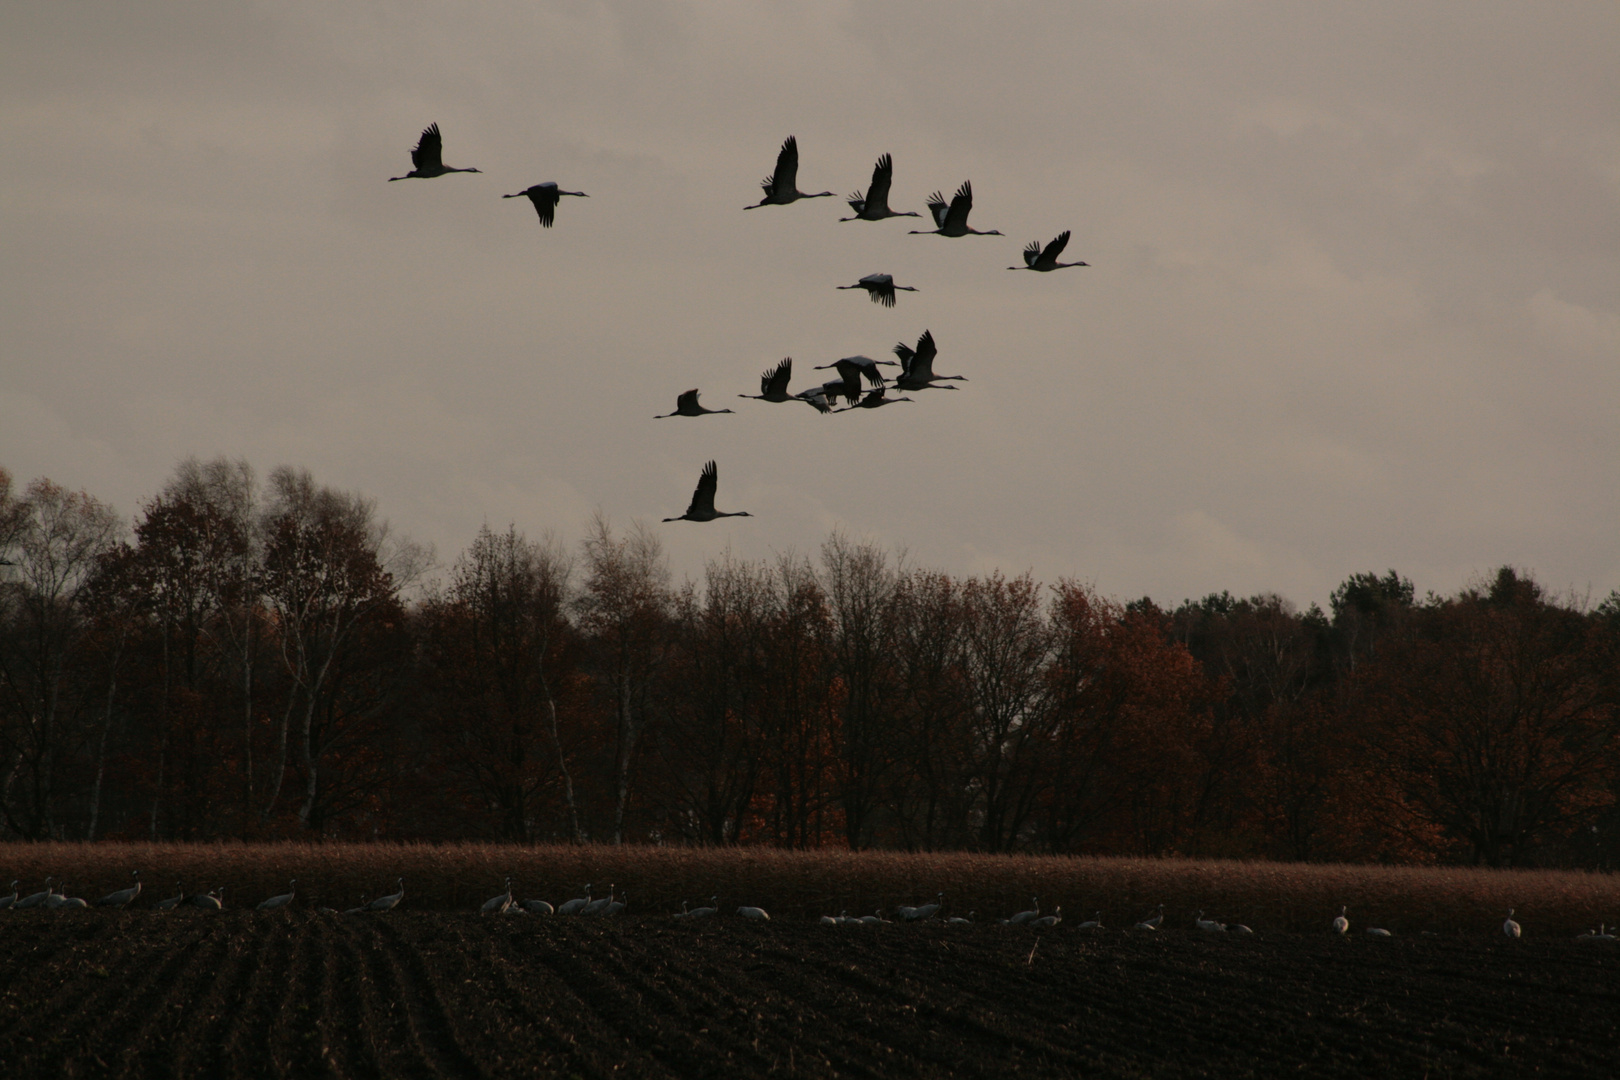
503;182;588;227
389;123;482;181
909;181;1002;237
744;136;834;208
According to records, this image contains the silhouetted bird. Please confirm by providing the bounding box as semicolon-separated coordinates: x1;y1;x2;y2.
389;123;481;181
837;273;917;307
663;462;752;523
503;182;588;227
909;181;1002;237
745;136;834;208
655;389;733;418
1010;231;1089;271
840;153;921;222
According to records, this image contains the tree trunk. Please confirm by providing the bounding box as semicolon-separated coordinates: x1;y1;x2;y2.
262;687;298;820
86;642;123;841
241;618;254;831
540;664;581;843
297;687;321;827
613;671;637;844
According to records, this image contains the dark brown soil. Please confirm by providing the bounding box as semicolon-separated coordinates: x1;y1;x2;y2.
1;912;1615;1078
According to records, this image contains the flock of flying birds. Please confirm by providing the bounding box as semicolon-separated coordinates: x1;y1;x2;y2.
8;873;1605;940
386;124;1089;525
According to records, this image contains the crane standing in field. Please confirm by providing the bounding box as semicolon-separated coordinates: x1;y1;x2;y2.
1006;898;1040;925
557;884;592;916
745;136;835;208
257;880;297;911
840;153;921;222
481;878;514;914
909;181;1002;237
94;870;142;908
1009;231;1089;272
389;123;482;181
663;462;753;523
503;182;589;227
14;880;58;909
580;885;615;916
367;879;405;912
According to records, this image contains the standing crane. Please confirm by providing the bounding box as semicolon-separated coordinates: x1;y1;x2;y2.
909;181;1002;237
94;870;142;908
655;390;733;419
837;273;918;307
14;879;54;909
1503;909;1522;938
481;878;514;915
557;884;592;916
1031;907;1063;929
257;880;297;911
503;182;588;227
1333;906;1349;934
744;136;834;208
1009;231;1089;271
891;330;968;392
840;153;921;222
0;881;17;909
1006;898;1040;925
899;893;944;921
388;123;482;181
580;885;615;916
663;461;753;523
368;879;405;911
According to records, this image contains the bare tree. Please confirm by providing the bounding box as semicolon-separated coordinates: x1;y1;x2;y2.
421;524;580;841
819;533;902;848
0;477;122;838
576;514;670;844
958;572;1053;851
258;467;427;830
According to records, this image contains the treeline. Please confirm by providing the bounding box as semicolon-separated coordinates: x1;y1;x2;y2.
2;459;1617;867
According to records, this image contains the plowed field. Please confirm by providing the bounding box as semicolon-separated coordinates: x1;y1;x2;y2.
2;912;1615;1078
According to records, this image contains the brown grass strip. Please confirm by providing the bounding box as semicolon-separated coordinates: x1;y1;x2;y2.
3;843;1617;936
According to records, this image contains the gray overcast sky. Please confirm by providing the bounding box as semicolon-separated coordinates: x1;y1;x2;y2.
3;1;1616;609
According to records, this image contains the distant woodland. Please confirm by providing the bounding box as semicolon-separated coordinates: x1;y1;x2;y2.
1;459;1616;868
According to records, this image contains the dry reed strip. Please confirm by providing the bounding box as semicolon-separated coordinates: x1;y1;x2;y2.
3;843;1618;936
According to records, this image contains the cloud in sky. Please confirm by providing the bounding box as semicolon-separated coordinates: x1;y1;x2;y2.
2;1;1616;608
